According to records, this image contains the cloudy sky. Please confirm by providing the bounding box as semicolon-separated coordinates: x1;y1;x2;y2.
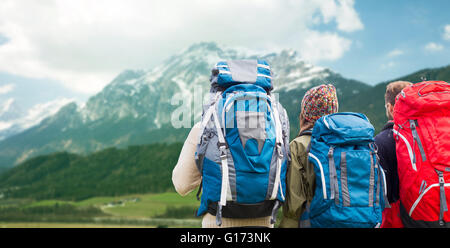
0;0;449;110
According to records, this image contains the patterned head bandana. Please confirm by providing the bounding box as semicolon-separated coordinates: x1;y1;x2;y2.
301;84;339;123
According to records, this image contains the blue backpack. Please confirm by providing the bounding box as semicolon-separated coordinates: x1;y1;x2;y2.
302;112;388;228
195;60;290;226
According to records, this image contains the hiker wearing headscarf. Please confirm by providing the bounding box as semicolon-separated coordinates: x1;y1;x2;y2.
280;84;338;228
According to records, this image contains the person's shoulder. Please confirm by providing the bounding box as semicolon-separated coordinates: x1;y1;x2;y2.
290;135;311;153
291;135;311;145
375;129;391;145
374;124;395;151
375;128;391;139
375;122;394;139
185;122;202;146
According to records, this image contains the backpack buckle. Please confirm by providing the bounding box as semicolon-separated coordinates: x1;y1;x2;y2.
220;151;227;160
218;142;227;160
218;141;227;149
276;143;283;159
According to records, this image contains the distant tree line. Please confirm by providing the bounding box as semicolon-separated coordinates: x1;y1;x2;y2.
0;203;107;222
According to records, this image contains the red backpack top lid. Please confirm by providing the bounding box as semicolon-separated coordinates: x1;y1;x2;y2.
394;81;450;121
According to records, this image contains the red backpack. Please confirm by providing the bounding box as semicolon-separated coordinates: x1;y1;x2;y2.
393;81;450;227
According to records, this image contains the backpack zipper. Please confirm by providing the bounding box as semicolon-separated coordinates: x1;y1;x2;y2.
409;120;427;162
409;183;450;217
309;152;327;199
419;180;427;195
392;129;416;171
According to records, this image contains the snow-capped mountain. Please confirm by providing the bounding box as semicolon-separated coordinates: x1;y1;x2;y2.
0;42;370;169
80;42;245;126
0;98;23;122
0;98;73;140
80;43;341;126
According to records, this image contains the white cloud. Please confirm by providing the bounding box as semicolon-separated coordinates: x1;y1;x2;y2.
381;61;396;70
0;33;8;45
424;42;444;52
0;121;12;131
318;0;364;32
0;98;16;114
0;0;363;95
0;83;15;94
299;31;353;63
387;49;404;57
444;25;450;41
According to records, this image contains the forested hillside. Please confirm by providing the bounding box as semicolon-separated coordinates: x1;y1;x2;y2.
0;143;183;201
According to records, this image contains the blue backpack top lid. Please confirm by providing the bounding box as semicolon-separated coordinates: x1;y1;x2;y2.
314;112;375;145
213;59;273;90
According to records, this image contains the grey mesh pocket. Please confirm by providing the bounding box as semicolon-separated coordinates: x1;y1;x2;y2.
236;111;266;153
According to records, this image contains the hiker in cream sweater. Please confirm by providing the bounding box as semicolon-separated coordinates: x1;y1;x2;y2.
172;122;273;228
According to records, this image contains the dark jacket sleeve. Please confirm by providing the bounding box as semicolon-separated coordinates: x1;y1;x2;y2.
374;128;399;203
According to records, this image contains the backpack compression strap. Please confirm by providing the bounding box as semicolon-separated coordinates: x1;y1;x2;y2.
196;91;221;155
212;109;229;226
371;143;391;209
268;99;285;224
269;100;285;201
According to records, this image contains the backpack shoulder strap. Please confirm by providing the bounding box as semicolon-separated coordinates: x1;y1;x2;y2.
298;129;313;137
267;97;286;224
267;96;285;201
196;92;221;149
212;105;229;227
298;129;313;153
195;92;222;172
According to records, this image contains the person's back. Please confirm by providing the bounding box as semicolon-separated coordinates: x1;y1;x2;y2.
375;81;411;228
173;59;290;228
280;132;314;227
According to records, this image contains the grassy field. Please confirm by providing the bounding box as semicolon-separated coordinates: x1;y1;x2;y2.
0;222;152;228
24;192;199;217
0;192;285;228
0;191;202;228
99;192;199;218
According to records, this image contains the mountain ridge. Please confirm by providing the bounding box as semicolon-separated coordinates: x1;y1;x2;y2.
0;42;448;170
0;42;345;169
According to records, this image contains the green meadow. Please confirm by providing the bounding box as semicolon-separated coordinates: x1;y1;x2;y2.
0;192;202;228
